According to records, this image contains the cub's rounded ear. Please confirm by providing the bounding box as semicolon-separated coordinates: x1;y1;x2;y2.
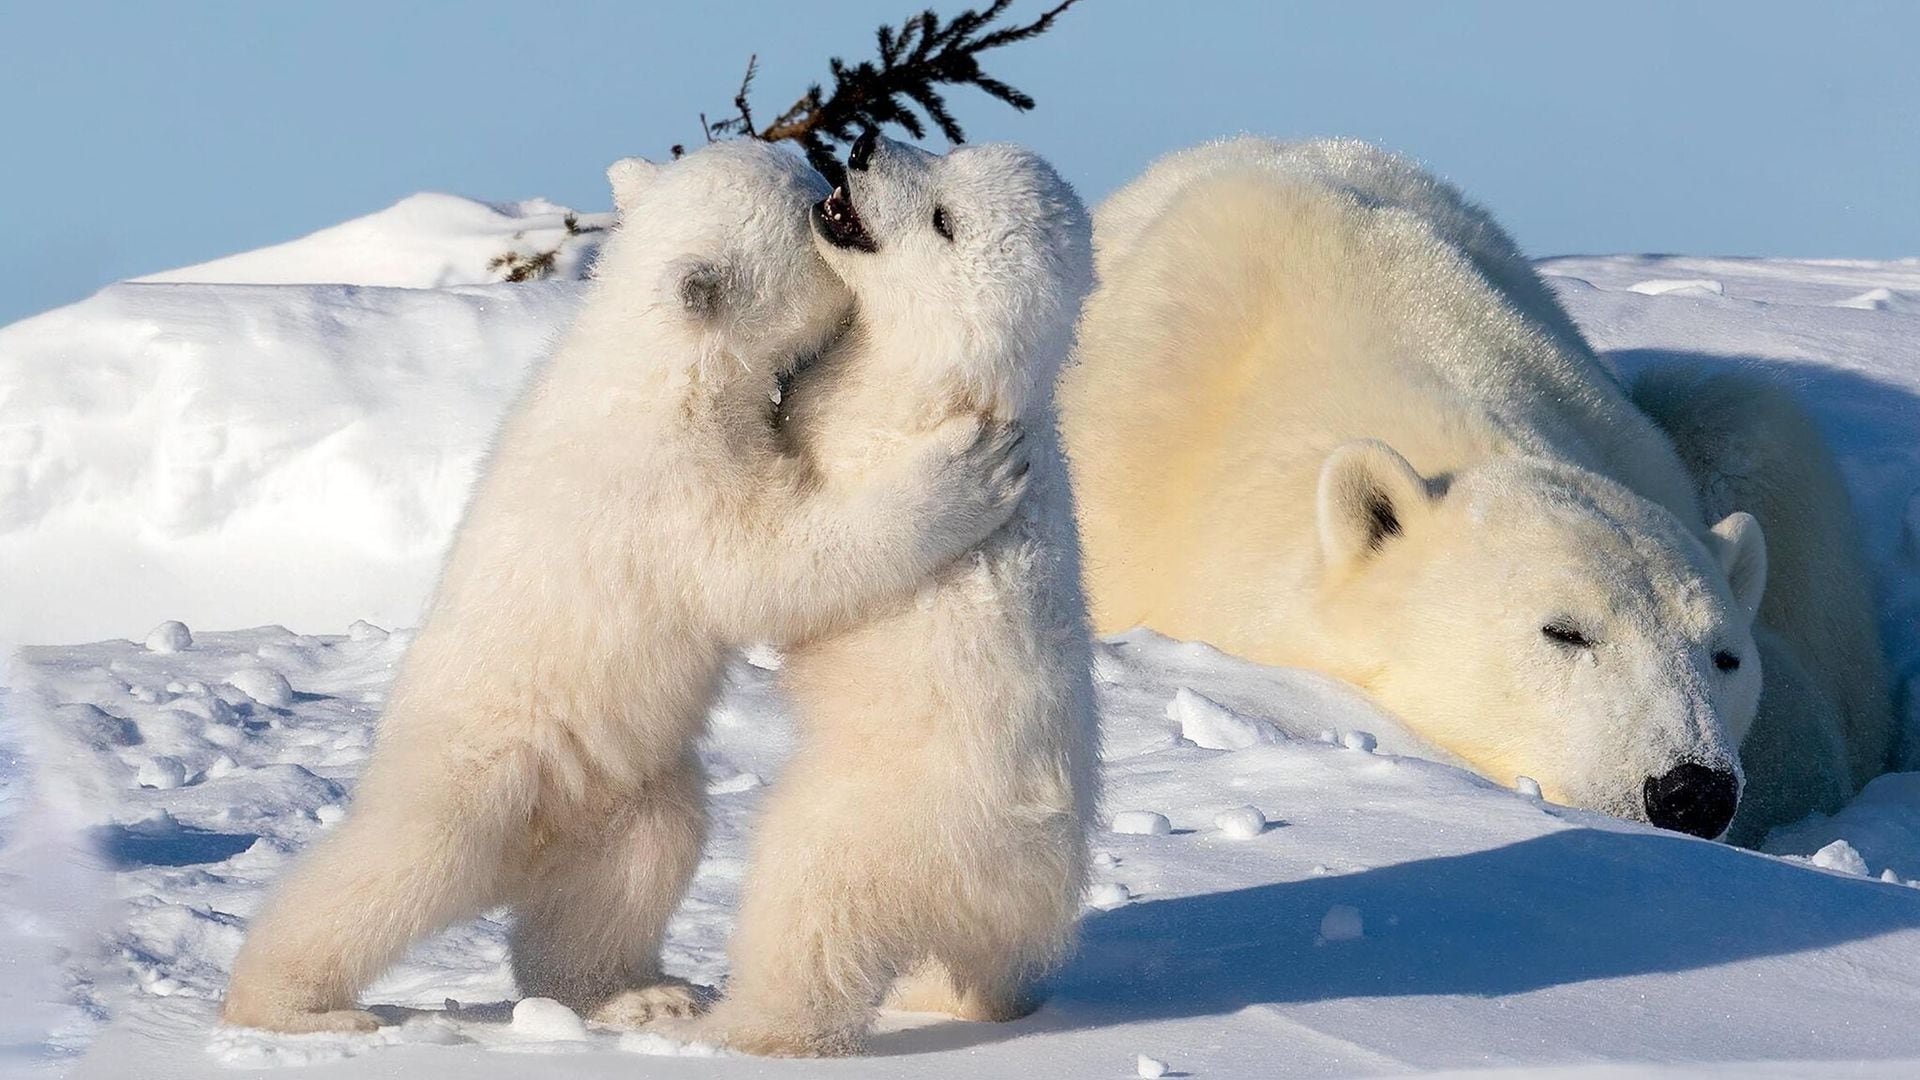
1317;439;1432;571
1709;511;1767;618
606;157;659;213
668;257;730;321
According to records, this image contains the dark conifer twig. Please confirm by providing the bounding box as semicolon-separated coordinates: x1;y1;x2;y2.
700;0;1081;179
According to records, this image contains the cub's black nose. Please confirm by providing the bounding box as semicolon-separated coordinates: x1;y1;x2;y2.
1643;762;1739;839
848;129;878;171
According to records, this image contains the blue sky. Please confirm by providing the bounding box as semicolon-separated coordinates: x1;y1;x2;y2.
2;0;1916;326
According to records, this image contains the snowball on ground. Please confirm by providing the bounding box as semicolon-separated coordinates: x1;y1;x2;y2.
1136;1053;1170;1078
1812;840;1870;877
509;997;587;1040
227;668;294;709
1111;811;1173;835
1213;805;1267;839
1320;905;1365;942
144;621;192;653
136;756;188;790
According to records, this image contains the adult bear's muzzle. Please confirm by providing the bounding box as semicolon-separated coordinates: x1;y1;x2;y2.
1643;761;1740;839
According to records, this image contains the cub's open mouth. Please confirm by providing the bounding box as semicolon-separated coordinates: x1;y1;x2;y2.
812;184;877;253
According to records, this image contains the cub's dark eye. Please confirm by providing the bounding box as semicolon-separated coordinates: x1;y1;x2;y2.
1542;624;1593;649
931;205;954;241
1713;650;1741;673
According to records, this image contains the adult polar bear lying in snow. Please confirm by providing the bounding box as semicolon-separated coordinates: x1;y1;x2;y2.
223;140;1031;1034
1063;136;1892;841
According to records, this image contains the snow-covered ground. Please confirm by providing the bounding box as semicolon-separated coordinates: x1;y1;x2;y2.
20;625;1920;1079
4;195;1920;1077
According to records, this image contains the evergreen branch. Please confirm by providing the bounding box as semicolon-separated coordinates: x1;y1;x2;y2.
696;0;1082;177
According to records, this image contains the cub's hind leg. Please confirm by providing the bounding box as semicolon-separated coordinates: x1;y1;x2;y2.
223;761;520;1033
508;755;710;1025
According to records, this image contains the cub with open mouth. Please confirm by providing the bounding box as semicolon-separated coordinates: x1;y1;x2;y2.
689;131;1100;1056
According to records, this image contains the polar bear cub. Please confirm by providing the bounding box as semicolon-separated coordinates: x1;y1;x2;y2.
221;140;1031;1034
686;133;1100;1056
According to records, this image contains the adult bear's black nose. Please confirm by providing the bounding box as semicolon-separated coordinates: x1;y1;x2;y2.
848;128;878;171
1643;762;1739;839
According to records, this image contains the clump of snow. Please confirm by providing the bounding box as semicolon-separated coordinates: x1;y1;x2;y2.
1136;1052;1170;1078
346;619;388;642
1213;805;1267;839
510;997;588;1041
1085;882;1132;910
1516;775;1544;799
1110;811;1173;836
135;756;188;790
144;621;192;653
1167;687;1284;750
1340;730;1379;753
1320;904;1365;942
1809;840;1871;876
227;668;294;709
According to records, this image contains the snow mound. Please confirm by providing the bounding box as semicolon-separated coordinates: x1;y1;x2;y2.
1764;772;1920;879
1168;686;1286;750
1834;287;1920;312
0;277;583;644
1627;278;1725;298
137;194;609;289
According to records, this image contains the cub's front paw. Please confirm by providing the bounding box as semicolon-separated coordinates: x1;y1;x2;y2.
670;1013;863;1058
915;414;1032;558
589;979;713;1028
221;1005;383;1034
969;417;1032;513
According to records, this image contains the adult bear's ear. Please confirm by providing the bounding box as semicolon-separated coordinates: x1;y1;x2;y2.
1317;439;1432;571
1710;511;1767;618
606;157;659;214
